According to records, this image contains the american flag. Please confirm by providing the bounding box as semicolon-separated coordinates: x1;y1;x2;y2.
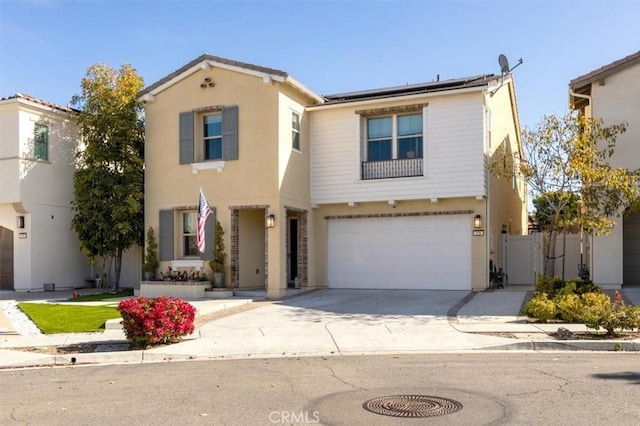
197;189;212;254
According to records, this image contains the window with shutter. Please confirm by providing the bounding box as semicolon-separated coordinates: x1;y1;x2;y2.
179;106;238;165
34;124;48;161
159;209;174;261
179;112;194;164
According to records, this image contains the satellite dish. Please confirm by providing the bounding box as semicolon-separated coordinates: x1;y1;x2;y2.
498;54;510;74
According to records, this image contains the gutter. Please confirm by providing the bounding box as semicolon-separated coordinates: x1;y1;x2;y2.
569;88;592;112
306;85;486;112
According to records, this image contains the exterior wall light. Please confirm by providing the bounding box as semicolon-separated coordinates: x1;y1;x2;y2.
266;214;275;229
474;215;482;229
17;216;25;229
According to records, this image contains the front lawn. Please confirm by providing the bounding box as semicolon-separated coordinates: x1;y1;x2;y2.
18;303;121;334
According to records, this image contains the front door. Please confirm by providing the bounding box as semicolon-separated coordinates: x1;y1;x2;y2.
288;218;298;287
623;213;640;286
0;226;14;290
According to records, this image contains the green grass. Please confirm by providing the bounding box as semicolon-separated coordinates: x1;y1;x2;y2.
69;288;134;301
18;303;122;334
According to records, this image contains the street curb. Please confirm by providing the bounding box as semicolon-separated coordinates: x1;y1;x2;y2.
484;340;640;352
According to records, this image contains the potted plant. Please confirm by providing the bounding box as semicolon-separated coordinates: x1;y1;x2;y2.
143;227;159;280
209;220;227;288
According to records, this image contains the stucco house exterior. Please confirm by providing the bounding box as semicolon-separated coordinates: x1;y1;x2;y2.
569;51;640;287
139;54;526;298
0;93;142;291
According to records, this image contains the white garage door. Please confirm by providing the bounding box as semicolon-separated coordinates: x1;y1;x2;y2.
328;215;471;290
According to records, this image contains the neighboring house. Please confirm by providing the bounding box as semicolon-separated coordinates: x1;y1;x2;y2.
139;54;526;298
309;74;526;291
0;93;141;291
569;51;640;288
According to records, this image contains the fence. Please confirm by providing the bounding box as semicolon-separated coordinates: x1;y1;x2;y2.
501;232;590;285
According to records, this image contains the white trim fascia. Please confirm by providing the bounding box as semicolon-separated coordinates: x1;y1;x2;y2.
191;160;225;174
305;85;487;112
285;76;324;104
139;59;324;103
143;63;203;98
7;98;76;118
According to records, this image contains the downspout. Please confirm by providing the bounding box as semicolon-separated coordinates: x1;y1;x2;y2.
569;88;593;282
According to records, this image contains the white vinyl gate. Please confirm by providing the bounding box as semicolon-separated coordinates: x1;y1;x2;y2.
502;233;589;285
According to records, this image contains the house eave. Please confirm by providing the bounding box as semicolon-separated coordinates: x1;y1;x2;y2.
138;55;323;104
306;85;488;112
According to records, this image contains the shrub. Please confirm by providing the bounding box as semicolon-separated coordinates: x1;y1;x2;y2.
118;296;196;347
567;278;603;295
144;227;159;277
624;306;640;331
524;293;556;322
555;281;577;297
580;292;613;332
534;275;564;298
554;293;583;323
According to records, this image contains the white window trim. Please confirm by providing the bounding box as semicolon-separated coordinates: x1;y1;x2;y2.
291;110;301;153
202;113;223;161
191;160;226;174
171;259;204;271
365;113;423;161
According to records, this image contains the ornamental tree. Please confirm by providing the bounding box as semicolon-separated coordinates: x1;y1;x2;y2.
490;112;639;277
70;63;145;290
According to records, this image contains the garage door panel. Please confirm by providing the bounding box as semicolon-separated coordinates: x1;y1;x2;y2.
328;215;471;290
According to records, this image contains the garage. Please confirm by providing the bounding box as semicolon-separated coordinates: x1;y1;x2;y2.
328;215;471;290
623;213;640;286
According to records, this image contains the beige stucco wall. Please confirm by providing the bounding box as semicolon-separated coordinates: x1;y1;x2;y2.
310;198;487;290
143;66;318;297
485;80;528;270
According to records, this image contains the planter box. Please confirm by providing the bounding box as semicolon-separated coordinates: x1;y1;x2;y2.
139;280;211;299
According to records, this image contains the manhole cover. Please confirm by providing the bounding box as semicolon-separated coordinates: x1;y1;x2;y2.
363;395;463;418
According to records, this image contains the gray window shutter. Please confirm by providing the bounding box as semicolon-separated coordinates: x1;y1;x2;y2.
179;111;194;164
201;208;216;261
159;209;174;261
222;106;238;160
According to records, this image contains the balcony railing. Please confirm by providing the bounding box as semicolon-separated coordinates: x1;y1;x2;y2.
361;158;423;180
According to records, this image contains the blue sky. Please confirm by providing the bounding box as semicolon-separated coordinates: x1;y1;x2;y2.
1;0;638;131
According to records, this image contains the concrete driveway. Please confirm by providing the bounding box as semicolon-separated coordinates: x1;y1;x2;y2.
152;289;517;359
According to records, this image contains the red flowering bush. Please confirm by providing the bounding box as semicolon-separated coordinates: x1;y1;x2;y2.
117;296;196;347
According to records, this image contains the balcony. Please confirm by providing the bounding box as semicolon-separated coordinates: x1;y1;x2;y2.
361;158;423;180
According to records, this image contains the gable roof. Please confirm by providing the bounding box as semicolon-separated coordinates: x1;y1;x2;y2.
319;74;498;105
0;93;78;114
569;50;640;90
138;54;323;103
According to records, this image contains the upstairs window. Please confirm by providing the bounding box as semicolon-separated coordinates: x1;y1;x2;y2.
179;106;238;165
367;113;423;161
204;114;223;160
367;117;392;161
292;111;301;151
34;124;48;161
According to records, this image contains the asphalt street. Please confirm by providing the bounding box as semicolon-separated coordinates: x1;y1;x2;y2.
1;353;638;425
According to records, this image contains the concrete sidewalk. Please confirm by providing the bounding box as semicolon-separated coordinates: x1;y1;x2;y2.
1;288;639;369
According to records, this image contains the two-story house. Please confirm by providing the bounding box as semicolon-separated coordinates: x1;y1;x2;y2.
0;94;88;291
309;74;526;290
0;93;142;291
569;51;640;287
138;55;324;299
140;54;526;298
